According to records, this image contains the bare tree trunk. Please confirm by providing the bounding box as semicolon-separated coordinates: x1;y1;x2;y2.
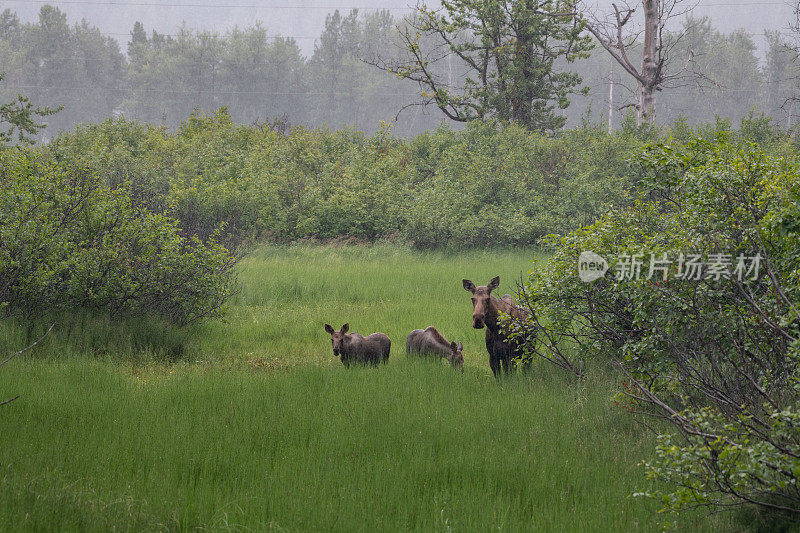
586;1;699;127
448;53;453;87
511;30;534;126
608;58;614;133
639;0;659;124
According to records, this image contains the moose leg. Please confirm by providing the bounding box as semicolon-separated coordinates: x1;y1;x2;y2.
501;354;512;375
489;355;501;378
497;343;512;375
487;333;500;377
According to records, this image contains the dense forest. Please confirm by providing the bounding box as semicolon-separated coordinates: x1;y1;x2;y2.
1;5;799;138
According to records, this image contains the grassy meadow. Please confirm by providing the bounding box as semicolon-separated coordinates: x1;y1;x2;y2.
0;245;726;531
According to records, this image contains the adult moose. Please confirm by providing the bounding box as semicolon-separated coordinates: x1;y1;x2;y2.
324;323;391;367
463;276;532;377
406;326;463;371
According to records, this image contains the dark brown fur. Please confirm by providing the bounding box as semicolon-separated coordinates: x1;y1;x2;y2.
406;326;463;370
463;276;532;377
324;323;390;367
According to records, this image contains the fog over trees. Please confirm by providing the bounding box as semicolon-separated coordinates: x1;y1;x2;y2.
1;0;798;137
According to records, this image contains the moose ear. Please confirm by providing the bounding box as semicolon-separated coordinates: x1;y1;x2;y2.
324;324;335;334
451;341;457;352
457;342;463;352
341;323;349;334
462;279;476;293
487;276;500;293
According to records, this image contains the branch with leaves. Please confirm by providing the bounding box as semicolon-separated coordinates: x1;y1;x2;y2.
524;138;800;518
0;74;61;145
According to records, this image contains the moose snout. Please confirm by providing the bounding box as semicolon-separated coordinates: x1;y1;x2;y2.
473;318;484;329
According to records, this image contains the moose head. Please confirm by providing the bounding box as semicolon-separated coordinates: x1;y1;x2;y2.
463;276;500;329
324;323;349;356
449;341;464;370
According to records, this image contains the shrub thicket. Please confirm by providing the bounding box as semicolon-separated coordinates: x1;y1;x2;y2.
4;108;794;330
42;110;646;249
522;134;800;521
0;148;236;324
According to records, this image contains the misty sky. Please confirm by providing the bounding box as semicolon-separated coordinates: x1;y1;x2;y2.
3;0;796;57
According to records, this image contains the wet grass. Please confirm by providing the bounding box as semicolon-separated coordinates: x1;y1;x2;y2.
0;245;727;531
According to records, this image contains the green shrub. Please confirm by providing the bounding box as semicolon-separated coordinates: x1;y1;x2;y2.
41;110;798;253
0;149;236;324
43;112;645;249
522;135;800;521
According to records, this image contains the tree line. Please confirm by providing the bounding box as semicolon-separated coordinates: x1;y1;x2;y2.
1;4;798;138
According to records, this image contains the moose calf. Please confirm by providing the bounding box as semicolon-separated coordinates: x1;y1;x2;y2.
406;326;464;371
324;323;390;367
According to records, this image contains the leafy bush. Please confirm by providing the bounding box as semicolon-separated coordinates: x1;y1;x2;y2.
42;111;645;249
0;149;236;324
522;135;800;520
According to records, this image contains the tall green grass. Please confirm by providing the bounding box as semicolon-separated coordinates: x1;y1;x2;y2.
1;244;545;367
0;245;728;530
197;244;546;367
2;358;667;531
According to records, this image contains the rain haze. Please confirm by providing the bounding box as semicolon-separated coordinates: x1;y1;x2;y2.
4;2;800;530
3;0;793;56
2;0;799;134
